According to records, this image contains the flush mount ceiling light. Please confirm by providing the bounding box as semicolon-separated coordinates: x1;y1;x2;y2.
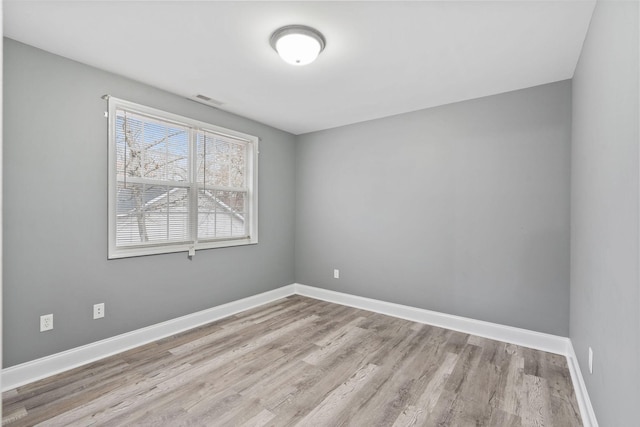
270;25;326;66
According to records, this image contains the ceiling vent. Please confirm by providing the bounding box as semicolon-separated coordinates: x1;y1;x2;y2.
191;94;225;108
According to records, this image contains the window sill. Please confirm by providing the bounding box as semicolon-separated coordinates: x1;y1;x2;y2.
108;238;258;259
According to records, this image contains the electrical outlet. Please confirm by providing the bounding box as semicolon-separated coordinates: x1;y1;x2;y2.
40;314;53;332
93;303;105;319
333;269;340;279
588;347;593;374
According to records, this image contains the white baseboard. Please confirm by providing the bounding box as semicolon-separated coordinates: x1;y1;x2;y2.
565;341;599;427
294;284;568;355
1;282;597;427
1;285;296;391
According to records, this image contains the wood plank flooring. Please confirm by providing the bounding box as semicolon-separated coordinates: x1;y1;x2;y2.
2;296;582;426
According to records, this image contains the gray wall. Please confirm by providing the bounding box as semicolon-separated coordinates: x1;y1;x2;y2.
570;1;640;425
296;81;572;336
3;39;296;367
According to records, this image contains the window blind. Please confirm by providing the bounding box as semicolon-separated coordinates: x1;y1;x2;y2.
107;97;258;258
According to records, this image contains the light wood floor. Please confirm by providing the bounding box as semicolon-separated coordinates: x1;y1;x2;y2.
3;295;582;426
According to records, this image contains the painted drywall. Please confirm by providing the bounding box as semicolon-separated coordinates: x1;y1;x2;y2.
570;0;640;425
3;39;296;367
296;81;571;336
1;15;4;394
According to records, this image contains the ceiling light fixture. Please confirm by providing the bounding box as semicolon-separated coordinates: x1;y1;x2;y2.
270;25;326;66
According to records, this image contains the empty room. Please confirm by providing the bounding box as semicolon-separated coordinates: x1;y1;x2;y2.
2;1;638;426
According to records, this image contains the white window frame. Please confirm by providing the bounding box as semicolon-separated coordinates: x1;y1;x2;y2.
107;97;258;259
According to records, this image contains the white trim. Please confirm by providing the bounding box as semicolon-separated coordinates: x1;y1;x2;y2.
1;285;295;391
565;341;599;427
1;282;597;427
294;284;568;355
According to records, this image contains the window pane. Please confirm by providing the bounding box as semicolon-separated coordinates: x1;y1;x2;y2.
198;190;247;239
116;110;189;182
197;132;246;188
116;182;189;246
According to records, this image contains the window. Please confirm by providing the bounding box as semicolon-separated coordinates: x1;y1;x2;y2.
107;97;258;259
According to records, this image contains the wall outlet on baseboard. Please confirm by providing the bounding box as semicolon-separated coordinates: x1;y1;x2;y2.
588;347;593;374
93;303;105;319
40;314;53;332
333;269;340;279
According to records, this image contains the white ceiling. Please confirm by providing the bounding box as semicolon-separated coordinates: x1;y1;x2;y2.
4;1;596;135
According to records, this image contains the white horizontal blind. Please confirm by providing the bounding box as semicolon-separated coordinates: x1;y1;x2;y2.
108;97;258;259
196;131;250;241
115;109;191;247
